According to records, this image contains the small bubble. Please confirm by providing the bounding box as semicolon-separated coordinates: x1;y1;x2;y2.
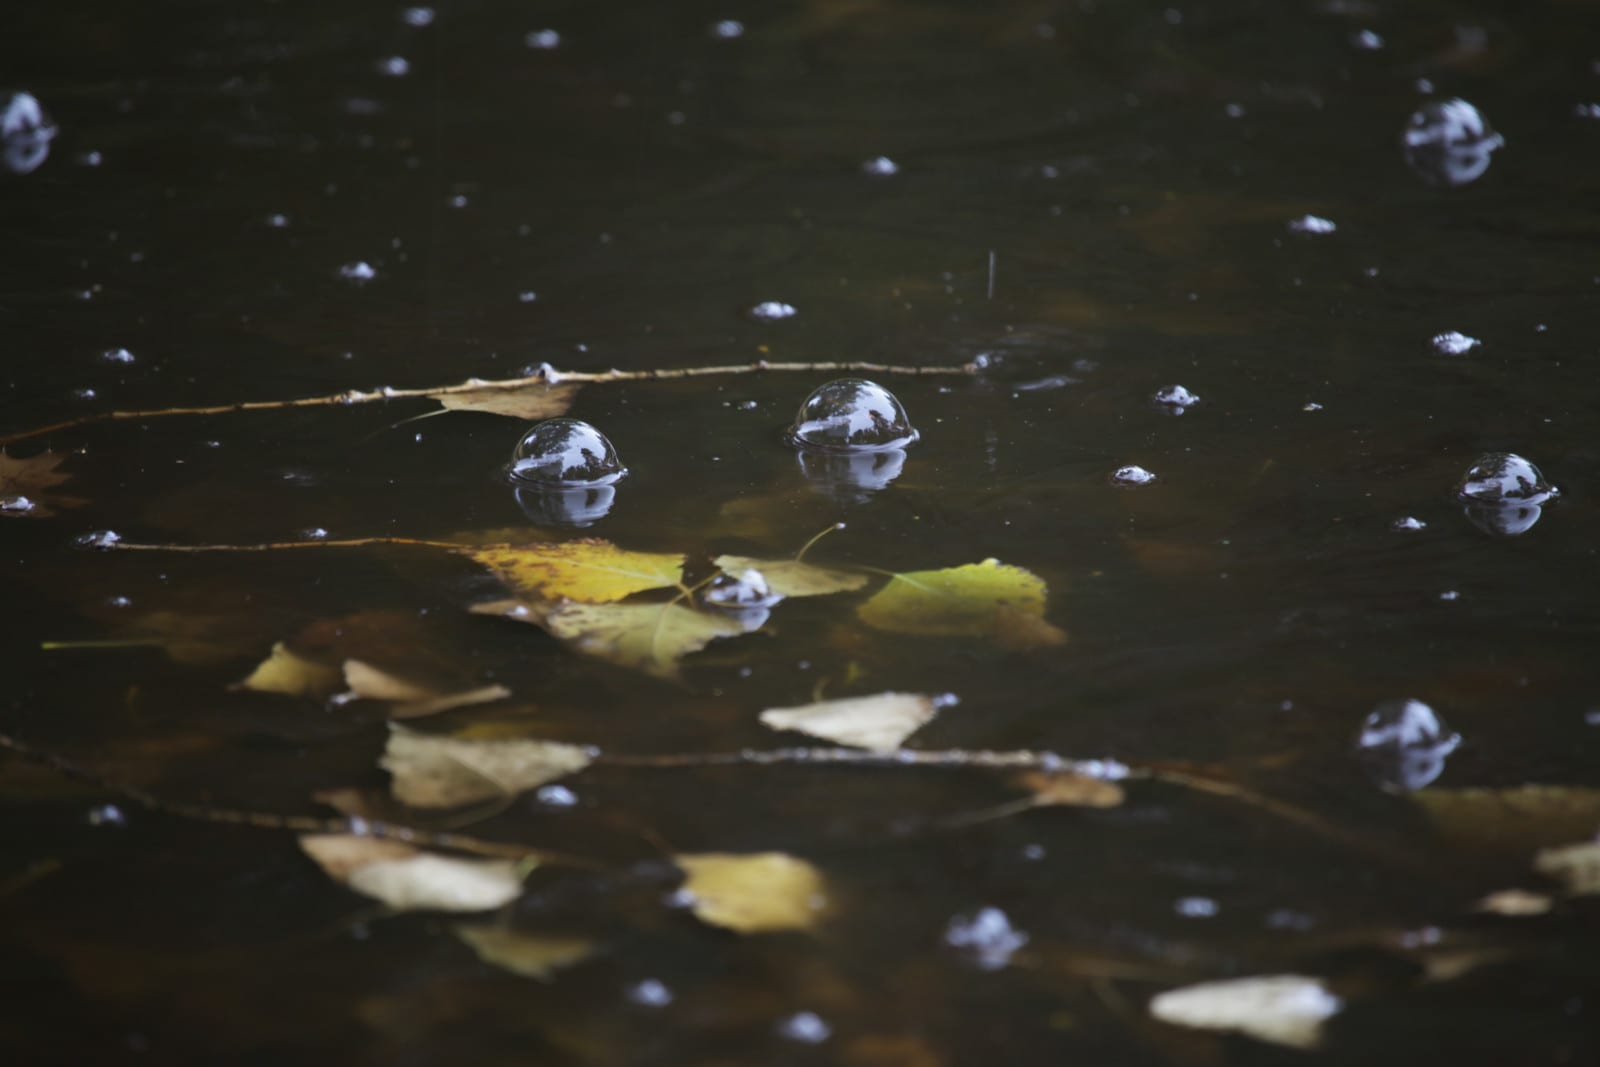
710;19;745;39
301;527;329;540
861;155;899;176
1431;330;1480;356
1110;464;1156;486
748;300;797;321
1176;896;1219;918
101;347;135;364
87;804;126;826
266;213;289;228
1152;384;1200;414
536;784;579;807
338;261;377;283
627;979;673;1007
447;194;468;208
526;29;561;49
1302;401;1323;412
75;530;121;548
1575;103;1600;119
401;6;435;27
1288;214;1337;235
1391;516;1426;531
106;595;133;608
1224;102;1245;118
78;150;103;166
0;495;36;513
945;906;1028;970
518;291;538;303
775;1012;831;1044
1350;28;1384;50
377;56;410;77
1021;843;1047;861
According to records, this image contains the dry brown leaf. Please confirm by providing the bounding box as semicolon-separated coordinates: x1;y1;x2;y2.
381;724;594;808
232;642;342;699
712;555;869;598
1148;974;1342;1050
676;851;828;934
1018;770;1125;809
0;449;86;519
453;924;595;980
299;833;528;912
339;659;511;719
435;381;581;420
759;692;940;752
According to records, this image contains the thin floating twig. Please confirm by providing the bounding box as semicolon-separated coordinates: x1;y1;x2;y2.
0;358;983;447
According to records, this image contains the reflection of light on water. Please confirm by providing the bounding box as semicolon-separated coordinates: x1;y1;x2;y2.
798;448;906;504
514;484;616;527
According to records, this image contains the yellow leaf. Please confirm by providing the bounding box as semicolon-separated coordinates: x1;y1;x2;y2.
676;852;828;934
340;660;511;720
232;642;342;699
476;598;746;679
453;925;594;980
1148;975;1342;1050
464;539;684;604
760;692;940;752
0;449;86;519
1475;889;1553;916
381;724;593;808
435;381;581;420
1017;770;1125;809
857;559;1067;649
713;555;868;598
1413;786;1600;851
299;834;528;912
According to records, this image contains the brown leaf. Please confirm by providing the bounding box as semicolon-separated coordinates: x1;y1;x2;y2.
1018;770;1125;808
0;449;86;519
232;642;343;700
434;381;581;420
759;692;941;752
381;724;594;808
339;660;511;719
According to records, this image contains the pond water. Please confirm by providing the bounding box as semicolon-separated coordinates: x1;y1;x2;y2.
4;1;1600;1063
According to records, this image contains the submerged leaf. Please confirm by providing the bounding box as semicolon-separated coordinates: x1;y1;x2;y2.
1413;785;1600;851
676;851;828;934
713;555;868;598
1535;841;1600;896
857;558;1067;649
454;924;595;980
476;598;746;679
1017;770;1125;809
339;660;511;720
299;834;527;912
0;449;86;519
760;692;940;752
435;381;581;420
465;540;684;604
1148;974;1343;1050
232;642;342;700
381;725;593;808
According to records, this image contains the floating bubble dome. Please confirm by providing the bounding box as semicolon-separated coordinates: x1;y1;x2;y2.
507;418;626;487
786;379;918;451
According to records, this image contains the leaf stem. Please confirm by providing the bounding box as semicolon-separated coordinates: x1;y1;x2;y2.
793;522;846;563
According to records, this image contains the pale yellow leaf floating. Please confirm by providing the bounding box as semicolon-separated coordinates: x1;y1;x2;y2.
381;724;594;808
435;381;581;420
340;659;511;720
299;834;527;912
760;692;940;752
1017;770;1125;809
1413;785;1600;851
713;555;868;598
1148;975;1342;1050
232;641;342;699
454;924;595;980
676;852;828;933
464;539;684;604
857;558;1067;650
1475;888;1554;916
1535;840;1600;896
475;598;745;680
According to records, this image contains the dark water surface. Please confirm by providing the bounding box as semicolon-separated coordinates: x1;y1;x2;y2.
5;1;1600;1063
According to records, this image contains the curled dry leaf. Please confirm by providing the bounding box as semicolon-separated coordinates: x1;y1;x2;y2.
0;449;86;519
434;381;581;420
1534;840;1600;896
381;724;593;808
759;692;941;752
474;598;746;680
857;559;1067;650
339;659;511;720
712;555;868;598
1413;785;1600;851
1148;974;1342;1050
675;852;828;934
299;833;528;912
1017;770;1125;809
454;924;595;980
233;642;342;700
464;539;684;604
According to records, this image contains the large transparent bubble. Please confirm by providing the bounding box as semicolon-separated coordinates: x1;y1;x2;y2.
1;92;58;175
1355;699;1461;792
1401;98;1503;187
786;379;918;452
1454;452;1557;506
506;418;626;487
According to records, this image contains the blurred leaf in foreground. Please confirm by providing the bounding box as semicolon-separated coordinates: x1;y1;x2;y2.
1148;974;1342;1049
857;558;1067;650
381;724;593;808
1535;841;1600;896
465;539;684;604
232;642;342;700
675;852;828;933
337;660;510;720
1412;785;1600;851
1017;769;1125;809
299;834;528;912
0;449;86;519
453;924;595;980
760;692;943;752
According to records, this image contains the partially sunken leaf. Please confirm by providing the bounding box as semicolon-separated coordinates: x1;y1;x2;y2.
340;659;511;720
1534;841;1600;896
1148;975;1342;1050
465;540;684;604
0;449;86;519
760;692;939;752
1413;786;1600;851
454;925;595;981
676;852;828;934
857;559;1067;650
1017;770;1126;809
713;555;868;598
233;642;342;700
299;834;526;912
476;598;746;680
381;725;593;808
435;381;580;420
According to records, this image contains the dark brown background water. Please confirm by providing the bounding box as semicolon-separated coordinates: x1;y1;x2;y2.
4;1;1600;1064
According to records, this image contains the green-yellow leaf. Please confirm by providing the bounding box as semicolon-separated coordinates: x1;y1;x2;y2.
299;834;527;912
475;598;746;680
713;555;868;598
759;692;940;752
381;724;594;808
464;539;684;604
454;925;595;980
1148;975;1343;1050
675;852;828;934
1413;786;1600;852
232;641;342;699
857;558;1067;650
